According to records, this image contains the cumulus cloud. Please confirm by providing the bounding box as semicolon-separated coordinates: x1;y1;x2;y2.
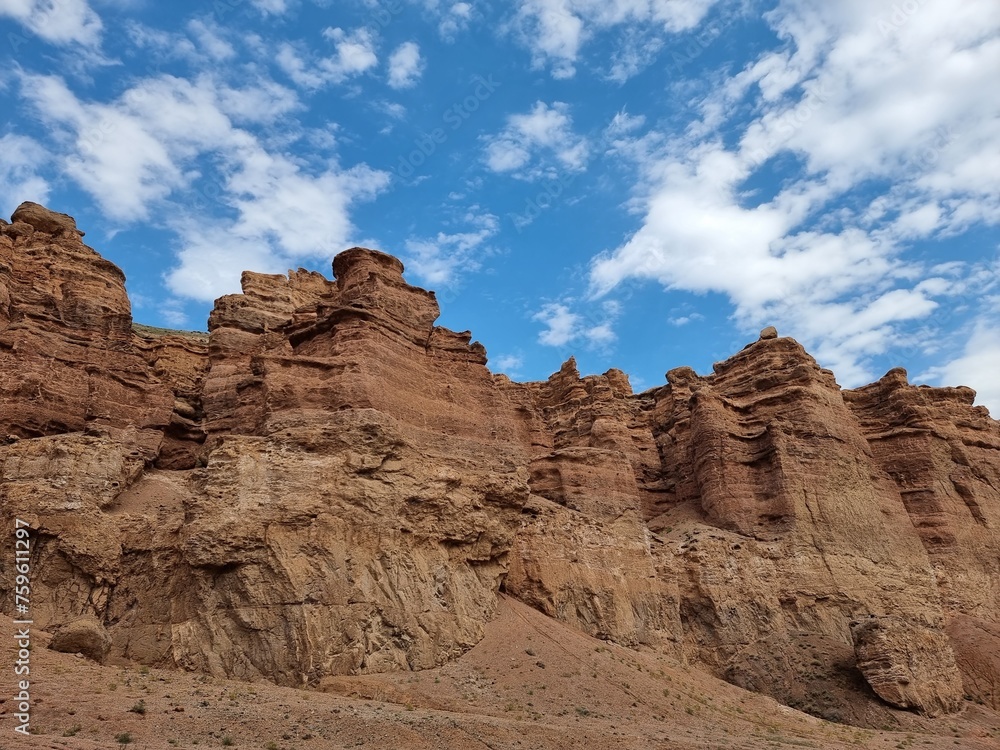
512;0;721;78
484;101;588;179
438;2;473;39
19;70;388;301
0;0;103;46
925;320;1000;417
588;0;1000;386
166;152;389;300
402;210;499;287
0;133;50;216
278;27;378;89
534;302;580;346
533;299;620;349
22;73;236;222
491;352;524;374
387;42;424;89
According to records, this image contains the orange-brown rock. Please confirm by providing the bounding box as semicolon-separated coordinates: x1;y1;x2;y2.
851;615;964;717
1;203;998;730
499;357;681;651
0;203;175;441
844;368;1000;710
47;614;112;664
641;334;966;722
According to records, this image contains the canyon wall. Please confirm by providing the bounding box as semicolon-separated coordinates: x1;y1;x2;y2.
1;203;998;723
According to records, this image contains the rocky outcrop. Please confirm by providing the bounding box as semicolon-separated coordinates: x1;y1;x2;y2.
639;332;962;722
844;368;1000;618
10;201;82;237
851;615;964;716
499;358;681;651
0;202;177;444
844;369;1000;710
48;614;112;664
1;203;998;728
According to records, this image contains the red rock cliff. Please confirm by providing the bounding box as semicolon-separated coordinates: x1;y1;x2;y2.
1;203;998;725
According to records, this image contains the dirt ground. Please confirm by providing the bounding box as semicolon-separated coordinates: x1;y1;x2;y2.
3;597;999;749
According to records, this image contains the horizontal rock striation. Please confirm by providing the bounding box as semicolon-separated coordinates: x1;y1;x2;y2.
1;202;997;725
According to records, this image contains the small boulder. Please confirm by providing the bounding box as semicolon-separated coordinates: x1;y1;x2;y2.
851;615;964;717
11;201;83;237
48;615;111;664
759;326;778;340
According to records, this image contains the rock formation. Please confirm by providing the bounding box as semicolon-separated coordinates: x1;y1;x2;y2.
851;615;964;717
1;202;998;726
47;614;112;664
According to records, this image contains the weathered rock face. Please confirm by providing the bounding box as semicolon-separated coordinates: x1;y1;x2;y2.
1;204;998;727
48;614;112;664
844;369;1000;711
499;359;680;652
641;333;967;721
844;369;1000;618
851;615;964;717
0;203;175;441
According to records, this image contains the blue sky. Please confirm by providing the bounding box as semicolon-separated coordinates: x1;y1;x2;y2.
1;0;998;413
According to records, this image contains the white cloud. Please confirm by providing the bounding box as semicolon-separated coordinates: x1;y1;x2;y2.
186;18;236;61
21;73;235;222
606;29;664;83
0;0;103;46
373;100;407;121
925;320;1000;417
512;0;584;78
407;0;474;39
216;80;300;125
534;302;581;346
438;2;473;39
512;0;721;79
387;41;424;89
606;109;646;136
484;101;588;178
0;134;50;216
166;152;390;302
670;312;704;326
222;146;389;258
533;299;620;348
18;70;388;302
402;210;499;287
166;229;283;301
124;20;199;62
588;0;1000;386
278;28;378;90
276;45;326;90
322;27;379;79
249;0;289;14
492;353;524;374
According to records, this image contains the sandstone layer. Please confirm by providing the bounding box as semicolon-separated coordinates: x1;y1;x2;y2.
2;202;998;726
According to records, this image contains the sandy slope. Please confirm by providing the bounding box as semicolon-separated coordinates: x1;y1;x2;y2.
2;599;999;749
